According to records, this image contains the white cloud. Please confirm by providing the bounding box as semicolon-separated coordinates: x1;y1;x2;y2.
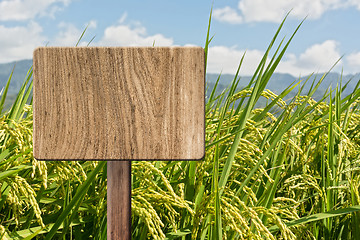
214;0;352;24
207;40;342;76
48;15;173;47
49;21;98;46
298;40;341;68
0;22;45;63
48;14;173;48
51;22;83;46
278;40;342;75
213;6;243;24
87;20;97;29
347;0;360;9
98;18;173;46
345;52;360;73
0;0;71;21
207;46;265;75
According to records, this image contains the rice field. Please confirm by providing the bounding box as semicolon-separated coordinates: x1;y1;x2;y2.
0;11;360;240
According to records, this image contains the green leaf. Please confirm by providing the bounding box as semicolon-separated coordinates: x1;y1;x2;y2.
0;165;32;181
44;161;106;240
165;229;191;239
269;205;360;232
0;66;15;115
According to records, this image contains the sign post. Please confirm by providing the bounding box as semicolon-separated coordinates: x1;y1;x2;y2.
33;47;205;239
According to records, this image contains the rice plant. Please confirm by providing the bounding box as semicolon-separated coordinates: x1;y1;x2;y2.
0;8;360;240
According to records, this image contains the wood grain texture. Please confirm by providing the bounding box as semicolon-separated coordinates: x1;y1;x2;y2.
33;47;205;160
107;161;131;240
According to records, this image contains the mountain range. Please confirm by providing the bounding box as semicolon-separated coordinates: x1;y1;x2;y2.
1;59;359;109
206;72;360;97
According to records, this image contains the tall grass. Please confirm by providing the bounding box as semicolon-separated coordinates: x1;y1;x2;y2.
0;69;107;239
1;9;360;240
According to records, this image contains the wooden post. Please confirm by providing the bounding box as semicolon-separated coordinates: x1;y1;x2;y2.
33;47;205;239
107;161;131;239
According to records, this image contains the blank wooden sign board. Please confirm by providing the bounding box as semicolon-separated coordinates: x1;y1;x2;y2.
33;47;205;239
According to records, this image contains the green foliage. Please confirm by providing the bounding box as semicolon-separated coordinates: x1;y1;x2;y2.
1;9;360;240
0;73;107;239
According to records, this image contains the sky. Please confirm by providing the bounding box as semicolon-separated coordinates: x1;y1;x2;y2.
1;0;360;76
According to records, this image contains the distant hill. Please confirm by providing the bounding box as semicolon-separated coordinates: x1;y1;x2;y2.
0;59;32;110
0;59;33;95
1;59;359;110
206;72;360;101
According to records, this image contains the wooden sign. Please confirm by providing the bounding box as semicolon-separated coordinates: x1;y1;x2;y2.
33;47;205;161
33;46;205;240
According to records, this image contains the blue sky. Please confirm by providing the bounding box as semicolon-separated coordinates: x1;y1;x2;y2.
1;0;360;76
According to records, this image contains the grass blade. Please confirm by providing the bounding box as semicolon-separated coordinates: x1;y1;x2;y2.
269;205;360;232
44;161;106;240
